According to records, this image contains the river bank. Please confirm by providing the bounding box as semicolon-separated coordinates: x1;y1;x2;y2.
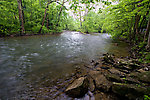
53;53;150;100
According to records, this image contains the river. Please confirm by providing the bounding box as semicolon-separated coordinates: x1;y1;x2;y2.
0;31;129;99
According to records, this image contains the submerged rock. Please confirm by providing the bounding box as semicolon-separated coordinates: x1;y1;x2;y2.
65;77;89;98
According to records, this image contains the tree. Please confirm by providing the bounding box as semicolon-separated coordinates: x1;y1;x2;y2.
146;17;150;48
102;0;150;42
38;1;51;34
17;0;25;35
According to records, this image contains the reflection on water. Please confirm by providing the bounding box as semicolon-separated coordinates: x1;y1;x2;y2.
0;31;129;99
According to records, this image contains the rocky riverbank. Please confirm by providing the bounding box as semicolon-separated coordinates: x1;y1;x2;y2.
64;53;150;100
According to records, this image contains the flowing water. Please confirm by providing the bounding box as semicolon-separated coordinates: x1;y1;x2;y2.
0;31;129;99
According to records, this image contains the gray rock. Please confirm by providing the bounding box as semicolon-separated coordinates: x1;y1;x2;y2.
65;77;89;98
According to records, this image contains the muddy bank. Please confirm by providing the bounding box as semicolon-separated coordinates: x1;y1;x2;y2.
53;53;150;100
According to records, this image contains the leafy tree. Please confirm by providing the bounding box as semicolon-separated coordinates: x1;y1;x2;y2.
81;11;105;33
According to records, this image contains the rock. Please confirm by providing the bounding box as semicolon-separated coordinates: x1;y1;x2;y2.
130;71;150;83
94;62;99;67
65;77;89;98
128;63;140;70
124;77;140;84
88;70;101;77
112;82;150;99
106;74;123;83
144;67;149;71
101;66;110;70
115;59;141;71
114;43;118;46
118;69;130;74
94;74;112;92
91;59;95;63
88;78;95;92
109;68;125;76
137;68;146;73
114;64;132;71
88;68;111;92
102;53;115;64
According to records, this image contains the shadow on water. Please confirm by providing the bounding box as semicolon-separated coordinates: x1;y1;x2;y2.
0;31;129;99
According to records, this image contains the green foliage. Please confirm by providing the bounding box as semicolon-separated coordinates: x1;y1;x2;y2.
0;0;149;38
81;11;105;33
144;95;150;100
145;53;150;63
0;0;79;35
0;0;19;35
102;0;149;40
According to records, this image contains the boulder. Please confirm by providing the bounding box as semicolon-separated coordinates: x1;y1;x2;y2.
112;82;150;99
65;77;89;98
94;74;112;92
130;71;150;83
106;74;123;83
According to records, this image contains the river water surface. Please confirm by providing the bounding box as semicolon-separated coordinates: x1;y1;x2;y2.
0;31;129;99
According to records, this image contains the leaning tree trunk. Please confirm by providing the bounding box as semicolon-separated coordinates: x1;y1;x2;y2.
56;0;65;26
46;13;49;29
17;0;25;35
38;2;49;34
144;17;150;42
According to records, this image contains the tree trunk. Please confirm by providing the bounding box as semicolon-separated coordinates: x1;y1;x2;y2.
79;8;82;27
139;16;146;32
139;11;149;33
134;0;142;35
146;32;150;49
38;2;50;34
21;0;25;24
135;15;141;35
46;14;49;29
56;0;65;26
144;17;150;42
17;0;25;35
